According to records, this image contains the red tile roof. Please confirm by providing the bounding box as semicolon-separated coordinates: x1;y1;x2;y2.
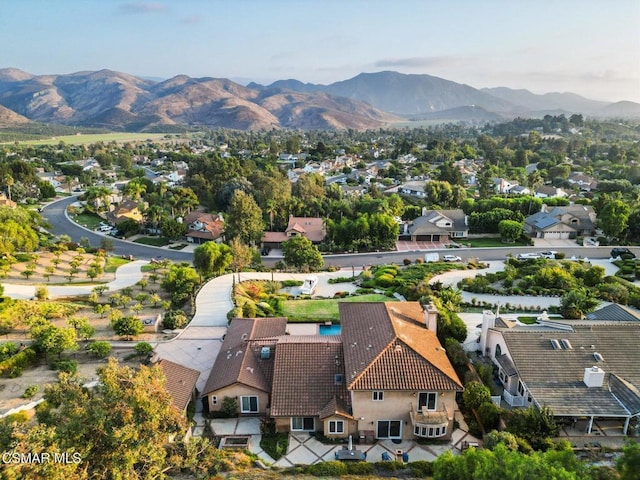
340;302;463;392
270;336;351;417
156;359;200;412
202;317;287;395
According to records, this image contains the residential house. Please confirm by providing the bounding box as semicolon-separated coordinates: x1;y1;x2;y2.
0;193;16;208
399;209;468;242
492;178;519;194
202;317;288;416
394;180;427;198
156;359;200;415
479;304;640;435
534;186;568;198
202;302;463;441
524;205;597;239
105;199;144;225
509;185;531;195
262;216;326;249
184;212;224;244
568;173;598;191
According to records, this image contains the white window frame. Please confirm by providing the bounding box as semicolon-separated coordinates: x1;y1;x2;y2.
372;391;384;401
376;420;402;439
418;392;437;411
291;417;315;431
328;420;344;434
517;380;526;397
240;395;259;413
498;369;507;385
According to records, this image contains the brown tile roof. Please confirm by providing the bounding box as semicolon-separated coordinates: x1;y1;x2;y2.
318;396;353;420
202;317;287;395
262;232;288;243
270;336;351;417
286;217;325;242
500;323;640;416
156;359;200;412
340;302;463;392
185;212;224;241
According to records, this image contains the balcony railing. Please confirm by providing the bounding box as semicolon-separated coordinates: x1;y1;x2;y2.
503;390;525;407
409;404;449;426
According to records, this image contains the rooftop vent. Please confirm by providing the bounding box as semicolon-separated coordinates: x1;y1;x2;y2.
260;346;271;359
550;339;561;350
583;365;605;388
593;352;604;362
560;339;573;350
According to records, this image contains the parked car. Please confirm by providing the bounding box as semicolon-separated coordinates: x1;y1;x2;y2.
539;251;558;259
99;225;113;232
610;247;636;259
516;253;541;260
442;254;462;262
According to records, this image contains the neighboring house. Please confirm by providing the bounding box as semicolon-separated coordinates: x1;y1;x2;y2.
534;186;568;198
262;216;326;249
492;178;519;194
399;209;468;242
105;199;144;225
524;205;596;239
509;185;531;195
156;359;200;415
479;304;640;435
202;302;463;441
395;180;427;198
184;212;224;244
568;173;598;191
0;193;16;208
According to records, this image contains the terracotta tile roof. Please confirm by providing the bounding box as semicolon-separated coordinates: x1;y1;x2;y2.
318;395;353;420
184;212;224;241
156;359;200;412
270;336;351;417
202;317;287;395
285;217;325;242
262;232;288;243
340;302;463;392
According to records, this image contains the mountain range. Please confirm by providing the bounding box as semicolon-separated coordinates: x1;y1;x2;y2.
0;68;638;131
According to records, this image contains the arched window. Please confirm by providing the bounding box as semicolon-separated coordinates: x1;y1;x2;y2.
495;344;502;357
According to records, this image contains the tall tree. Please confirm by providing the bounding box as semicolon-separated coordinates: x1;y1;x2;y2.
282;236;324;271
225;190;264;246
193;241;233;279
599;199;630;240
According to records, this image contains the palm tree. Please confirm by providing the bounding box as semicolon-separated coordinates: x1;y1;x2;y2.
4;174;13;202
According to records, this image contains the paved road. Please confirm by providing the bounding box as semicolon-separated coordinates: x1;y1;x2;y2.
41;196;193;262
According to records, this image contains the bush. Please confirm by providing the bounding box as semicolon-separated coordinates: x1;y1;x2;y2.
346;461;374;474
0;347;37;378
305;461;347;476
163;310;189;329
134;342;153;356
408;460;433;477
52;358;77;374
403;258;411;266
327;276;355;284
22;385;39;398
375;460;404;471
478;402;502;431
221;396;238;417
484;430;519;451
281;280;303;287
87;341;112;358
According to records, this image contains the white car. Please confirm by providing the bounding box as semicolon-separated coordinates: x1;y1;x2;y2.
516;253;541;260
539;251;558;259
442;254;462;262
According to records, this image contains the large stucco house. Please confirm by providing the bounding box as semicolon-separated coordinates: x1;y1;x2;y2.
202;302;463;441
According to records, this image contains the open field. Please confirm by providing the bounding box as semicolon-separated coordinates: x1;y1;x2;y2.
282;293;392;321
5;132;171;146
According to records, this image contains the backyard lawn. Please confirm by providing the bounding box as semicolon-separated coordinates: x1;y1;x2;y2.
462;237;530;248
69;212;103;230
282;294;393;322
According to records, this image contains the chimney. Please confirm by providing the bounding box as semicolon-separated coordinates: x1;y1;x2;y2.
480;310;496;357
583;366;605;388
424;303;438;335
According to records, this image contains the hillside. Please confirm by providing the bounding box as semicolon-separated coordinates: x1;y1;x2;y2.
0;68;637;131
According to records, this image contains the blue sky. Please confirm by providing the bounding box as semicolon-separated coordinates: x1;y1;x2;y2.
1;0;639;102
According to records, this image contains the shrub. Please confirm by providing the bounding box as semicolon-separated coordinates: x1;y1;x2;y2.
408;460;433;477
35;286;49;301
221;396;238;417
305;461;347;476
403;258;411;266
281;280;303;287
52;359;77;374
87;341;112;358
0;347;37;378
374;460;404;471
478;402;502;431
327;276;355;284
484;430;519;451
463;381;491;411
346;461;374;474
134;342;153;356
22;385;39;399
162;310;189;329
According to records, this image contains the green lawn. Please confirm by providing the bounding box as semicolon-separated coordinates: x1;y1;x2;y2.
282;294;393;322
71;212;103;230
104;257;130;273
133;236;170;247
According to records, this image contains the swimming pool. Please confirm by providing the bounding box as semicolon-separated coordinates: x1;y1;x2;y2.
319;324;342;335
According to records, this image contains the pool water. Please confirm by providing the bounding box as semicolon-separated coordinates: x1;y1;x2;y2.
319;324;342;335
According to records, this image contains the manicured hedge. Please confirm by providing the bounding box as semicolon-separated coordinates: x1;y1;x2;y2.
0;347;37;377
